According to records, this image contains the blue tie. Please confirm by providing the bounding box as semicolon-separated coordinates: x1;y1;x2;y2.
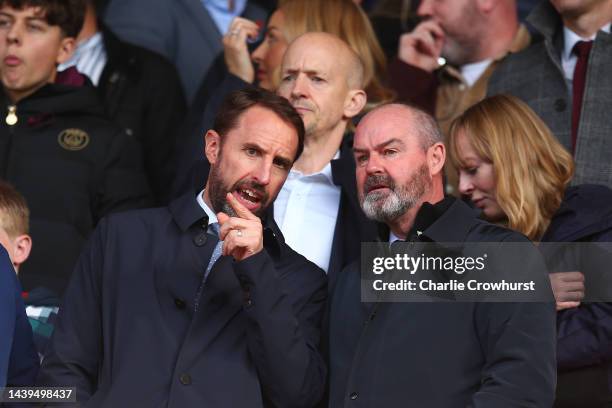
194;222;223;312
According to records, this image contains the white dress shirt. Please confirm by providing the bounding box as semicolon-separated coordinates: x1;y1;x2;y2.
58;32;107;86
561;24;611;82
274;154;341;273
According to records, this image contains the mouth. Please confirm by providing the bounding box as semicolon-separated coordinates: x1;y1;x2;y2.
471;198;486;209
231;186;264;212
256;70;267;80
4;55;21;67
367;185;391;194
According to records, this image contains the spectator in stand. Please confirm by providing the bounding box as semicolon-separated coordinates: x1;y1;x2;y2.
449;94;612;407
0;181;38;387
389;0;528;128
0;244;38;388
38;88;327;407
388;0;529;194
488;0;612;189
327;102;556;407
0;181;59;358
0;0;152;296
102;0;268;103
58;0;186;204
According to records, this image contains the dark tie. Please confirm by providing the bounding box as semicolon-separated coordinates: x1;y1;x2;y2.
571;40;593;153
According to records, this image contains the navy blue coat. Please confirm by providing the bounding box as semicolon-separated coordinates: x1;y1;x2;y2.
0;246;39;387
38;191;327;407
327;198;557;407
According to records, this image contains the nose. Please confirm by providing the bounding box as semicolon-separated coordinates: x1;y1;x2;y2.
290;74;308;99
251;41;266;65
365;152;384;175
252;160;272;186
417;0;433;18
457;171;474;196
6;23;21;45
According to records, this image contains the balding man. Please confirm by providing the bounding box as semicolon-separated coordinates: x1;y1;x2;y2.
275;32;377;288
327;103;556;407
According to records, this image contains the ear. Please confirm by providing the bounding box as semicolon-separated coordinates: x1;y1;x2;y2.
204;130;222;165
427;142;446;176
11;234;31;269
56;36;76;65
343;89;367;119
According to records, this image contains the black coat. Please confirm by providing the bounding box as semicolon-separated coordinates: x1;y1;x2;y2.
328;198;557;407
0;79;153;295
38;191;327;407
98;24;186;204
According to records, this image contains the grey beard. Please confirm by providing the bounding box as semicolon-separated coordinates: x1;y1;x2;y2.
360;164;430;222
362;189;415;222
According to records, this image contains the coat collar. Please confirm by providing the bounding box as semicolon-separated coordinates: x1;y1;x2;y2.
421;198;481;242
376;197;481;243
527;1;563;43
331;133;362;215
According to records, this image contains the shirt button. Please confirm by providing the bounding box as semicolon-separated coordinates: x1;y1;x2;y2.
174;298;186;310
179;373;192;385
554;98;567;112
350;392;358;400
245;299;253;308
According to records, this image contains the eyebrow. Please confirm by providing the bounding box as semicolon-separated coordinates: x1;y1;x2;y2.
244;142;292;168
353;138;404;153
0;12;46;23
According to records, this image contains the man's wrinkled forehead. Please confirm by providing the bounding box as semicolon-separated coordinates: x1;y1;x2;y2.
355;107;416;146
281;43;336;75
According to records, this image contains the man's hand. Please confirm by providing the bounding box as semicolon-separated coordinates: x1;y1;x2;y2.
397;20;445;73
549;271;585;311
218;192;264;261
223;17;260;83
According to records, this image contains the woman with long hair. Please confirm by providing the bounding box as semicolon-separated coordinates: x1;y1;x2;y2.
448;94;612;408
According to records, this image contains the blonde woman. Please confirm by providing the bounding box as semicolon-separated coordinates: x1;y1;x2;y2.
449;94;612;408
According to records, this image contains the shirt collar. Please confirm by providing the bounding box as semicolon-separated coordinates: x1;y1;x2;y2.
388;231;402;244
196;189;218;224
460;59;492;87
563;23;611;60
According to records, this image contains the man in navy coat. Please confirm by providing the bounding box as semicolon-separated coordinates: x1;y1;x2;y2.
38;88;327;407
327;103;556;407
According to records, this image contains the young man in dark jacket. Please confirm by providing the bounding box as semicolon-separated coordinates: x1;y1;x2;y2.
0;0;152;295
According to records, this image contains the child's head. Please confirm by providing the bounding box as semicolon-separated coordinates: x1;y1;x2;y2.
0;0;85;102
0;180;31;272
